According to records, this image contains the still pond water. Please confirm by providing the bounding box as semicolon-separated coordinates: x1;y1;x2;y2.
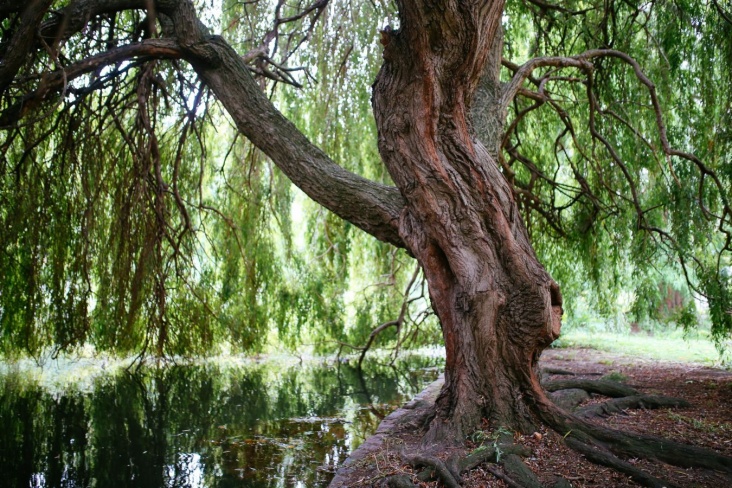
0;352;443;488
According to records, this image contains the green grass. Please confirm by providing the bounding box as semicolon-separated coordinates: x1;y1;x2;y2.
667;411;732;433
601;371;629;382
554;330;730;367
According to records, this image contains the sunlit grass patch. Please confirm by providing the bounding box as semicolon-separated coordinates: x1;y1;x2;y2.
554;329;729;368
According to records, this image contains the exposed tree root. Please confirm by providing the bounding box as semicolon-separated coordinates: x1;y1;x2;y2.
501;453;543;488
483;464;525;488
400;451;460;488
548;388;590;411
538;377;732;486
550;478;574;488
382;376;732;488
563;416;732;472
564;438;679;488
576;395;690;419
388;443;536;487
543;379;639;397
445;453;462;482
385;474;417;488
541;367;577;376
457;443;532;473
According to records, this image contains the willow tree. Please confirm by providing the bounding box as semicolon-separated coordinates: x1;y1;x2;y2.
2;0;732;484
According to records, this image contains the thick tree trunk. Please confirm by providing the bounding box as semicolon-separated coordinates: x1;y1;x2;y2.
373;0;563;441
161;0;564;443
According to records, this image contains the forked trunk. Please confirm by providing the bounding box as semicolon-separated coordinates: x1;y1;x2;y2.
372;0;563;441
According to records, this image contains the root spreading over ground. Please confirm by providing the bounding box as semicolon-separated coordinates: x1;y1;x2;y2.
331;349;732;488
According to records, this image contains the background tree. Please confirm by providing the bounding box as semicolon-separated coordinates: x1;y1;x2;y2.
1;0;732;484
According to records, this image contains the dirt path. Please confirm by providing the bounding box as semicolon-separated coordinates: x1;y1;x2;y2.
331;347;732;487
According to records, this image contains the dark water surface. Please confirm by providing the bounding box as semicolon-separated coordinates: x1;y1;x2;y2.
0;353;443;488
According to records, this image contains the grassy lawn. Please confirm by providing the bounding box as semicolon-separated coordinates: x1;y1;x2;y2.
554;329;730;368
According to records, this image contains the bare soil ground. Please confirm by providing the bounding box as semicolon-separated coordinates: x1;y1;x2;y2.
334;347;732;487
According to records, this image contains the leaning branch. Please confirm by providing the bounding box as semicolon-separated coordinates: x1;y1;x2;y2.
166;1;406;248
7;0;406;247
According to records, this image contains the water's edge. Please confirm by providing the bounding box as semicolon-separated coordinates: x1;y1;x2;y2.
329;374;445;487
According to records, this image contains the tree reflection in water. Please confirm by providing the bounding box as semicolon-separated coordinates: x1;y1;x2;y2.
0;353;442;487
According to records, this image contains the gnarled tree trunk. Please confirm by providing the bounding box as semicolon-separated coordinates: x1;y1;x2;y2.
372;0;563;441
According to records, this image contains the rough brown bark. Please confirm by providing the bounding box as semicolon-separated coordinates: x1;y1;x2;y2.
0;0;54;92
372;0;562;441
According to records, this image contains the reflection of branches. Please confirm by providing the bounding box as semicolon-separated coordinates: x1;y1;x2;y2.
354;367;388;419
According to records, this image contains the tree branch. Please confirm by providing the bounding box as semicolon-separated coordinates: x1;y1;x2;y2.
500;55;592;112
39;0;162;41
7;0;407;247
0;39;183;127
521;0;596;16
502;47;732;251
165;1;406;247
0;0;54;93
713;0;732;27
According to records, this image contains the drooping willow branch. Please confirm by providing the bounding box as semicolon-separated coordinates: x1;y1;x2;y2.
0;0;407;249
498;45;732;317
237;0;330;87
502;48;732;247
0;39;183;127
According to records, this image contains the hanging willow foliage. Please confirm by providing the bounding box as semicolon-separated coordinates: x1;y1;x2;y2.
0;0;428;359
498;0;732;341
0;0;730;358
